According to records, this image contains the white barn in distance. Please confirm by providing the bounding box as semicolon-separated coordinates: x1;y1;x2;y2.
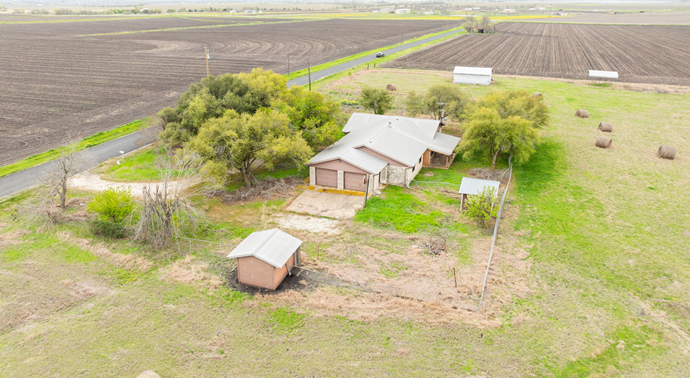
588;70;619;79
453;66;492;85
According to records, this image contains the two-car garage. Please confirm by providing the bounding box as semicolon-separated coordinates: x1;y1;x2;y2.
314;168;367;191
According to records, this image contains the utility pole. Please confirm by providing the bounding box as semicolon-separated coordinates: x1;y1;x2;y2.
307;57;312;91
204;46;210;77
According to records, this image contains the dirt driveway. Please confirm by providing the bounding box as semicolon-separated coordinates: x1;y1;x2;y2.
286;190;364;219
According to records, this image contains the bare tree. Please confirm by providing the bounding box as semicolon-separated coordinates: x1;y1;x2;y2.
41;142;91;210
134;149;207;248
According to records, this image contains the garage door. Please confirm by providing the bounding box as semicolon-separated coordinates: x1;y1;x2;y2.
344;172;366;191
315;168;337;187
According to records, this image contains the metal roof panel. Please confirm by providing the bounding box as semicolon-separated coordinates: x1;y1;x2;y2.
459;177;500;195
227;229;302;268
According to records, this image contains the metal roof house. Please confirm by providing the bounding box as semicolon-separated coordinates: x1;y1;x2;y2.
307;113;461;193
228;229;302;290
459;177;501;209
453;66;493;86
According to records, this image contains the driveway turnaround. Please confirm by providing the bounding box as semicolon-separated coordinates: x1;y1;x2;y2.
287;190;365;219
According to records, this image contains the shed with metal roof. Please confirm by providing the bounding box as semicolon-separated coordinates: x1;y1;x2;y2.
453;66;493;86
228;229;302;290
588;70;618;79
459;177;500;209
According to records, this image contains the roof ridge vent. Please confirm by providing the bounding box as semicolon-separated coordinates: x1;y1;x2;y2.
387;121;392;128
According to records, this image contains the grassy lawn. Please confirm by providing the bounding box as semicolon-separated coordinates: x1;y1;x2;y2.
0;118;153;178
1;74;689;376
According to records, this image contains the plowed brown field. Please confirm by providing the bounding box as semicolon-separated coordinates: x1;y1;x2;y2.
0;17;448;166
386;22;690;86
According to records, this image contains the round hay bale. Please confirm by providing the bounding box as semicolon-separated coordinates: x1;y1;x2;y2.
137;371;161;378
595;136;612;149
533;92;542;97
658;146;676;160
576;109;590;118
386;84;397;91
598;122;613;132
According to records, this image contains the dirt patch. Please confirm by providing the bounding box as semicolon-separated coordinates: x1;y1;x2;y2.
286;190;364;219
162;255;222;290
273;214;341;235
60;279;110;299
68;172;192;197
0;229;28;246
57;231;153;272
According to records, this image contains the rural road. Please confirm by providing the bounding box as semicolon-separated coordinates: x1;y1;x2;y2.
0;28;462;200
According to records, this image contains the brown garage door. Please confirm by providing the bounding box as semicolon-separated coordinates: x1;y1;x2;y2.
315;168;337;187
344;172;366;191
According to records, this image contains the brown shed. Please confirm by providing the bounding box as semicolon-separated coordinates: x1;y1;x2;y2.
227;229;302;290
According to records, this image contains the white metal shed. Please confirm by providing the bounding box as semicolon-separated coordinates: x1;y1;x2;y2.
588;70;619;79
453;66;492;86
459;177;500;209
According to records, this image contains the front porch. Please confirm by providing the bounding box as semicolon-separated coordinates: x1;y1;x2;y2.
422;150;456;170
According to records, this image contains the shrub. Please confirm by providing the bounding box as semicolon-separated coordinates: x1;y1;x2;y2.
462;186;499;228
359;87;394;115
86;187;135;223
90;220;127;239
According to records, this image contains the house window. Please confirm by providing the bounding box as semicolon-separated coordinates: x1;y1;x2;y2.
412;166;415;172
419;157;422;163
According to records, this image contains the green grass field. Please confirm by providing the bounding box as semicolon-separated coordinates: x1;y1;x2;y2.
1;73;689;376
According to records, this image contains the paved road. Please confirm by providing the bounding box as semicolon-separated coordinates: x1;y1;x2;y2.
0;28;463;200
288;28;462;87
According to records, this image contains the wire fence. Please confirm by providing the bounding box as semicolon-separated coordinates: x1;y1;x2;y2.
409;180;461;192
478;154;513;311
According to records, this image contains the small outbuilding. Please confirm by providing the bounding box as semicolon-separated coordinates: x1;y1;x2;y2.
227;229;302;290
459;177;500;209
453;66;493;86
588;70;619;80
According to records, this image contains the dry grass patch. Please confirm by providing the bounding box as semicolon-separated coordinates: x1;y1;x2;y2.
162;255;223;290
57;231;153;272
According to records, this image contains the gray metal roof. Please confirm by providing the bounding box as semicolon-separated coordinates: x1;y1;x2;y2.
310;113;461;169
453;66;493;75
343;113;440;139
459;177;500;196
340;148;388;174
227;229;302;268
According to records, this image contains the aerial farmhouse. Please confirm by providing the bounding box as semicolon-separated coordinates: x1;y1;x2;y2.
307;113;460;193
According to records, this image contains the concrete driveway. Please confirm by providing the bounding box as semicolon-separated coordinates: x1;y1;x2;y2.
287;190;365;219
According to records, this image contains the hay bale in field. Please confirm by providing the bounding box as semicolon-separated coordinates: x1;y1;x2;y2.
386;84;397;91
533;92;542;97
658;146;676;160
598;122;613;132
137;371;161;378
595;136;612;149
575;109;590;118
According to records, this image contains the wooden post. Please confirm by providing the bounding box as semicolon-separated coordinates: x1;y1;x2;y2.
453;267;457;288
204;46;210;77
307;58;312;91
363;175;370;208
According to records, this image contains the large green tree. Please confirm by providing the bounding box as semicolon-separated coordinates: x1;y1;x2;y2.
359;87;394;115
158;68;288;144
188;109;312;186
460;107;539;170
466;90;549;128
276;86;344;150
406;84;470;121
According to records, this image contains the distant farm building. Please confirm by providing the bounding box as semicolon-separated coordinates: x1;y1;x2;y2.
589;70;619;80
380;7;394;13
502;9;516;13
459;177;501;209
395;8;411;14
307;113;461;193
453;66;493;85
227;229;302;290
